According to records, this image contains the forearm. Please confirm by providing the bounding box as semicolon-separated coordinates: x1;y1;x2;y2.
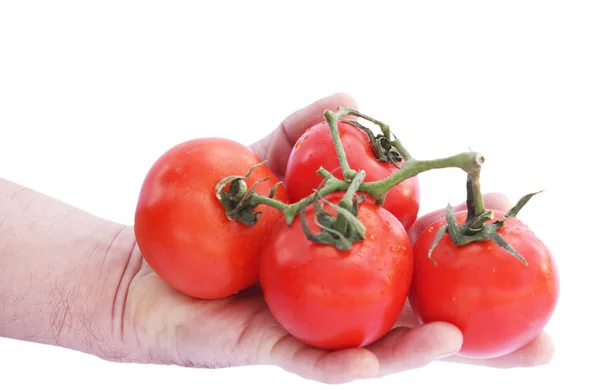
0;178;140;359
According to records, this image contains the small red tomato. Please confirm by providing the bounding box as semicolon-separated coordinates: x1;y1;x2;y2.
284;120;420;230
134;138;288;299
259;194;414;350
409;210;560;359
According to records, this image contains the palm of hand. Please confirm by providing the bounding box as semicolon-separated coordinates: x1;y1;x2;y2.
125;94;554;384
128;259;460;383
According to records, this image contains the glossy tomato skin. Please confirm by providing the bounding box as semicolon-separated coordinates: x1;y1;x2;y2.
409;210;559;359
260;195;414;350
284;120;420;230
134;138;288;300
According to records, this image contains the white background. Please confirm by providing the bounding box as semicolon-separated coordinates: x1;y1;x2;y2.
1;1;598;389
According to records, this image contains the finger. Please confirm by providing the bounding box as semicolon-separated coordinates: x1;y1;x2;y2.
249;92;359;178
367;322;463;377
408;192;513;244
442;332;555;368
268;335;379;384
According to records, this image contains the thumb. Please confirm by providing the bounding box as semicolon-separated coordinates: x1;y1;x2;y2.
407;192;513;244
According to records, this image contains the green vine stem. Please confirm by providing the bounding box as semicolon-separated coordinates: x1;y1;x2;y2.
247;150;484;225
469;170;486;216
339;169;366;210
323;110;357;181
464;171;494;233
362;152;485;202
217;107;485;229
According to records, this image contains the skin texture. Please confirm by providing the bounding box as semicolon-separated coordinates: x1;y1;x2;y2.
284;120;420;230
409;210;559;360
260;195;414;350
134;138;288;299
0;93;556;384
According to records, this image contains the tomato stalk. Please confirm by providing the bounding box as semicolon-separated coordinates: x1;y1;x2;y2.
323;110;357;181
464;170;494;233
338;169;367;211
427;168;543;266
219;150;485;227
363;152;485;203
217;107;484;237
277;151;482;224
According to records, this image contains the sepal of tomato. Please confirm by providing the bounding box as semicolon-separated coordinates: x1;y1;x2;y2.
259;194;414;350
134;138;288;299
284;120;420;230
408;210;559;359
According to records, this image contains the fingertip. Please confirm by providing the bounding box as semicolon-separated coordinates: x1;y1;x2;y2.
307;92;359;123
482;192;513;213
442;332;555;368
316;348;379;384
326;92;359;110
270;335;380;384
420;322;464;359
367;322;463;377
360;353;381;378
345;349;380;379
512;332;556;367
282;92;360;143
398;321;464;359
250;92;361;175
536;333;556;366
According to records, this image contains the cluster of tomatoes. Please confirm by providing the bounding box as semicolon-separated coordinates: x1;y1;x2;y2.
134;114;559;360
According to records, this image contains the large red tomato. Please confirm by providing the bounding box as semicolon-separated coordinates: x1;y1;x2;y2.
134;138;288;299
259;194;414;350
408;210;560;359
284;120;420;230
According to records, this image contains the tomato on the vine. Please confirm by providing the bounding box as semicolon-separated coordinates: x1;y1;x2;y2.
284;120;420;230
134;138;288;300
259;194;414;350
408;210;559;359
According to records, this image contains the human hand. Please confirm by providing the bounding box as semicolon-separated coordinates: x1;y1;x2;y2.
120;93;553;384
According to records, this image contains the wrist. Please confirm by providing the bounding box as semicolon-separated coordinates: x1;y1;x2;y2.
0;179;141;361
77;225;143;361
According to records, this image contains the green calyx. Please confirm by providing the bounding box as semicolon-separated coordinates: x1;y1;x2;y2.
343;119;404;168
215;162;283;226
300;194;367;251
428;173;542;266
300;170;368;251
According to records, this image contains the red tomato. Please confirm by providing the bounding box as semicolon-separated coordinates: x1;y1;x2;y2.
134;138;288;299
259;194;414;350
284;120;420;230
408;210;559;359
